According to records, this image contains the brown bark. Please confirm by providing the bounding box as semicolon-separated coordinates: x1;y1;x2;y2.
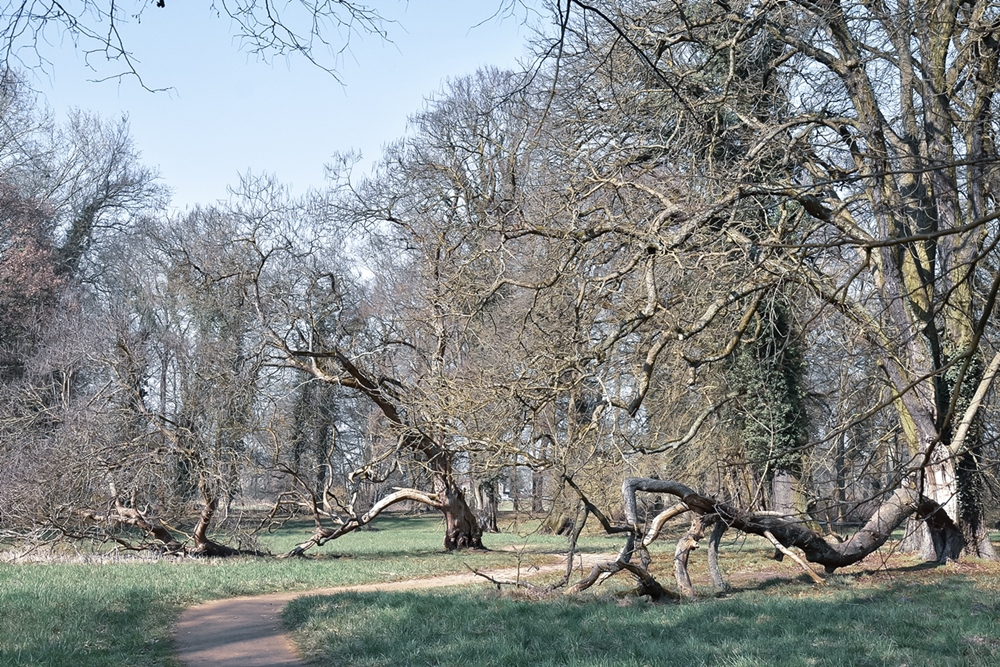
673;514;706;598
281;482;482;557
565;554;680;603
108;505;185;554
189;484;240;557
99;482;186;554
440;481;484;550
781;0;996;564
102;483;244;557
426;447;483;551
622;477;964;573
282;348;483;552
565;464;964;601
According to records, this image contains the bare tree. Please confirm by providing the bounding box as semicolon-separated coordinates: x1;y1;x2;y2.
514;0;1000;565
0;75;258;554
234;170;490;552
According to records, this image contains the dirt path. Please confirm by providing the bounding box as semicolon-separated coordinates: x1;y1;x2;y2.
173;553;610;667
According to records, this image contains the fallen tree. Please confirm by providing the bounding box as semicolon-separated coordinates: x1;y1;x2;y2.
68;480;246;557
563;476;965;601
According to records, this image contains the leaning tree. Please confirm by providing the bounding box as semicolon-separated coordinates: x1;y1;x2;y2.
517;0;1000;567
230;163;511;553
449;0;1000;596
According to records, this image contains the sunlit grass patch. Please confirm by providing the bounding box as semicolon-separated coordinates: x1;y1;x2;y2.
252;512;619;559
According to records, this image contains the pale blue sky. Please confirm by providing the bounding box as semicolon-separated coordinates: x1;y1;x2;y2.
32;2;543;210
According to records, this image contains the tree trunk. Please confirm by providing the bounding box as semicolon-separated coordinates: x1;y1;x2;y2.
541;490;579;535
441;486;483;550
532;469;545;513
771;469;798;515
834;432;847;526
707;522;730;593
287;350;486;551
112;508;185;554
511;462;521;513
104;482;185;554
673;514;705;598
190;483;240;557
475;479;500;534
949;352;999;560
900;444;965;562
957;448;998;559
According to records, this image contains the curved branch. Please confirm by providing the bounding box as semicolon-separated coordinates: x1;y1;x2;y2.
622;477;963;572
281;487;444;558
762;530;825;585
630;392;740;452
642;502;689;546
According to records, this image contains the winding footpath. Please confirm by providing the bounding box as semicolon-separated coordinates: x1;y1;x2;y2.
173;553;611;667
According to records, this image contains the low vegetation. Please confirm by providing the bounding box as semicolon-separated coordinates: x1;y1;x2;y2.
284;528;1000;667
1;515;998;667
286;569;1000;667
0;515;603;667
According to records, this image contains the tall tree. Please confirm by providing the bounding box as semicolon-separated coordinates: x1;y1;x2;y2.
727;295;809;514
523;0;1000;563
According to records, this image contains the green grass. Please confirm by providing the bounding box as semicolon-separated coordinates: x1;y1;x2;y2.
254;513;622;559
282;529;1000;667
285;569;1000;667
0;514;588;667
3;516;998;667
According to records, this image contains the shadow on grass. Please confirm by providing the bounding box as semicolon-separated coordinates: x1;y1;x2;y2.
285;577;1000;667
855;560;947;574
725;559;945;593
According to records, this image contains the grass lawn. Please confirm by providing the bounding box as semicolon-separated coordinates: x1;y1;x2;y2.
283;530;1000;667
285;572;1000;667
1;515;998;667
0;514;604;667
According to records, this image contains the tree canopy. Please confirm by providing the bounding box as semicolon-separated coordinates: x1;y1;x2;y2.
1;0;998;598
